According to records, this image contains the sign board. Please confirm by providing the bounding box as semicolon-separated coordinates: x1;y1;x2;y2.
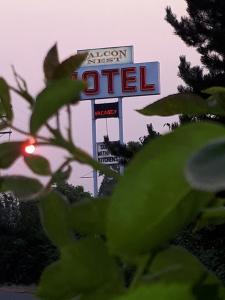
78;46;133;66
73;62;160;100
94;102;119;119
96;142;120;165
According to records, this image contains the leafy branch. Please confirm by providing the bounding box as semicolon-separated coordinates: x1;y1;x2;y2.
1;44;225;300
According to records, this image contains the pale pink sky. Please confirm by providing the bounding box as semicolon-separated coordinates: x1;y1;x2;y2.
0;0;200;193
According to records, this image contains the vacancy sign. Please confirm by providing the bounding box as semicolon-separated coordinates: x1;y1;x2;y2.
94;102;119;119
72;62;160;100
78;46;133;66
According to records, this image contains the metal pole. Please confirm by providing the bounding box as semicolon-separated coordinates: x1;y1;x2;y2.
118;97;124;174
118;97;124;143
91;100;98;197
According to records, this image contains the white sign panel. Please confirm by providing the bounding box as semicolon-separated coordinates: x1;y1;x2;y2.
96;142;120;165
73;62;160;100
78;46;133;67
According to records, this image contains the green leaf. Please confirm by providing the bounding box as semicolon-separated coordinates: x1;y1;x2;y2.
208;92;225;112
52;52;87;79
186;138;225;192
203;86;225;95
0;141;23;168
195;207;225;230
24;154;51;176
58;141;119;180
219;286;225;300
0;78;13;121
11;86;34;107
67;144;120;180
107;122;225;257
193;274;225;300
43;44;60;81
81;282;124;300
0;176;43;199
112;284;194;300
40;191;72;247
30;78;85;134
37;261;73;300
69;198;110;235
37;238;122;300
201;207;225;220
52;165;72;184
60;238;121;292
149;246;205;285
137;93;224;116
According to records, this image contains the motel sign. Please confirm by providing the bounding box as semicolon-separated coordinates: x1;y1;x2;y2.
73;62;160;100
76;46;160;196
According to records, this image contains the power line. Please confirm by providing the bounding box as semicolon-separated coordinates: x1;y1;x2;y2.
80;170;93;179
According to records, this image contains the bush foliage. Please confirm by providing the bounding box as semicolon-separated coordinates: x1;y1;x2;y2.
0;45;225;299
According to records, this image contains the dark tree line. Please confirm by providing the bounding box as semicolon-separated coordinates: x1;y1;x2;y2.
166;0;225;124
166;0;225;95
0;184;92;285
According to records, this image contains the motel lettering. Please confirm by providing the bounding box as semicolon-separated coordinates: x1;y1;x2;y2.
73;62;160;100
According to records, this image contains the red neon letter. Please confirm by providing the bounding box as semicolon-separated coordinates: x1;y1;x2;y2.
140;66;155;91
121;67;137;93
82;71;99;96
101;69;119;93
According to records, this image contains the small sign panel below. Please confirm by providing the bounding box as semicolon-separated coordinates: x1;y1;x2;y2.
96;142;120;165
94;102;119;119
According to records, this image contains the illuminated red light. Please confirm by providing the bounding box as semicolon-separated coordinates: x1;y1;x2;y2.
25;144;36;154
23;138;36;155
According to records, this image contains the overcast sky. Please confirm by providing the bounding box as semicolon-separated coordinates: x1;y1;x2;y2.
0;0;201;193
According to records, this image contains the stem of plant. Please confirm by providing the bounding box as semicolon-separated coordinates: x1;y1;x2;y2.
130;253;155;289
67;105;73;143
45;157;73;190
10;124;50;142
51;136;120;179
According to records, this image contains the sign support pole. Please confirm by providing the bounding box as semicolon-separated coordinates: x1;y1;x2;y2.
118;97;124;143
118;97;124;174
91;100;98;197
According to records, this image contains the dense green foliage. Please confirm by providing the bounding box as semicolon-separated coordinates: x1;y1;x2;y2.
174;224;225;283
1;45;225;299
166;0;225;95
103;118;225;282
56;183;93;204
165;0;225;127
164;0;225;280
